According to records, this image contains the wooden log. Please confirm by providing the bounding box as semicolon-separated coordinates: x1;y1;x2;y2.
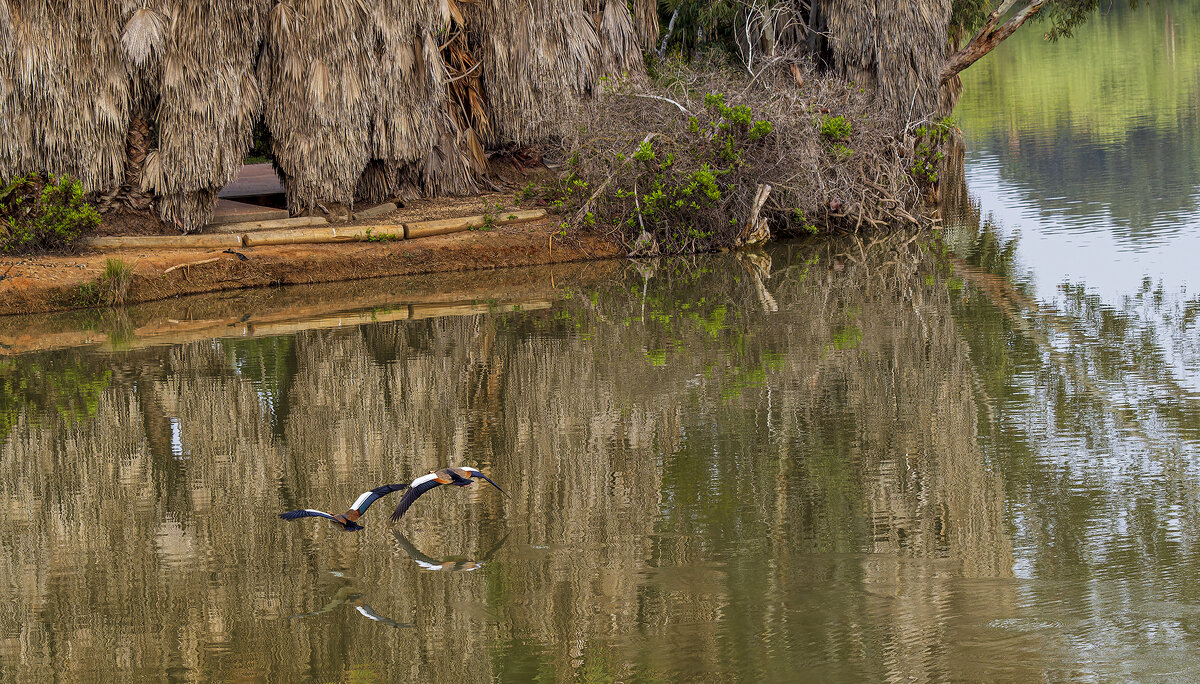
209;216;328;234
243;225;399;247
404;209;546;239
81;234;244;251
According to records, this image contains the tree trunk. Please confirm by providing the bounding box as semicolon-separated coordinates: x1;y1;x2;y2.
940;1;1046;86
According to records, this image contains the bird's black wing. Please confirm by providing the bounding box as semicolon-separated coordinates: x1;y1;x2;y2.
352;483;409;514
280;509;338;522
389;479;443;521
471;472;507;495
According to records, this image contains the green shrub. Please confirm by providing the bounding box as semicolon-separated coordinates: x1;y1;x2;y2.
71;258;134;308
0;174;99;253
910;117;956;186
558;89;783;253
818;115;853;141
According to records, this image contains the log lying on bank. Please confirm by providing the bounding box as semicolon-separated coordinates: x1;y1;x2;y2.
404;210;546;239
81;234;244;251
243;225;400;247
209;216;329;234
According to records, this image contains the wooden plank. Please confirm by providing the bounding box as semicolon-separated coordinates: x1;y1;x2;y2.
81;234;244;251
217;164;285;198
210;198;288;225
209;216;328;233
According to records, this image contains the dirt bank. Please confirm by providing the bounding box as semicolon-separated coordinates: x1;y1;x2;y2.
0;194;621;317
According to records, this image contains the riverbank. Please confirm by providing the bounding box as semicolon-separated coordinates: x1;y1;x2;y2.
0;193;620;317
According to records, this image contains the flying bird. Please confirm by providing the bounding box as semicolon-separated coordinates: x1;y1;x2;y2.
390;466;506;522
279;483;408;531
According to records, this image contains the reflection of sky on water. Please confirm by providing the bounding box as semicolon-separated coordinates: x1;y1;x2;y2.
964;153;1200;304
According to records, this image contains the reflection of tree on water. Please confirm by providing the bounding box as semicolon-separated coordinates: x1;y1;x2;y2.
0;235;1019;681
940;139;1200;677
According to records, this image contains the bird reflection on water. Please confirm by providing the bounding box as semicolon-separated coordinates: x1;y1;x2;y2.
392;531;509;572
288;571;412;629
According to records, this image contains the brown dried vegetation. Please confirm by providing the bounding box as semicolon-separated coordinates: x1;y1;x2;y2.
548;53;938;254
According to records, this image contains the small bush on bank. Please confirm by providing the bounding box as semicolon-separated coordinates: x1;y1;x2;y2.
70;258;134;308
819;115;853;141
539;54;933;255
0;174;99;253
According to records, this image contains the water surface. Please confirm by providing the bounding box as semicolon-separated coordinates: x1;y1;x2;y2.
3;5;1200;682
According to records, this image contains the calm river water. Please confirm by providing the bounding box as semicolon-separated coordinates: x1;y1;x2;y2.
2;7;1199;684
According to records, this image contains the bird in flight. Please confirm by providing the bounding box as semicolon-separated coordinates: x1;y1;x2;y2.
390;466;506;522
279;483;408;531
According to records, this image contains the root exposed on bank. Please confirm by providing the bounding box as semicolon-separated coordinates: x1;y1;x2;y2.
545;53;943;254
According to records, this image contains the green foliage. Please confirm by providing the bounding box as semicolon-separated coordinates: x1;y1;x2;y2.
818;115;853;141
245;119;274;164
561;91;781;252
633;140;656;162
830;144;854;161
950;0;1143;44
910;117;956;186
793;209;819;235
0;174;99;253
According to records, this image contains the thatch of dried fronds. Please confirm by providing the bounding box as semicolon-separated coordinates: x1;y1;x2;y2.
556;53;933;253
0;2;131;195
464;0;601;147
585;0;646;76
627;0;659;52
144;2;267;232
825;0;952;121
258;1;376;213
360;0;477;203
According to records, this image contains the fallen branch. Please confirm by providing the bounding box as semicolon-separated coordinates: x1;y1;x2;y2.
163;257;221;275
626;93;693;116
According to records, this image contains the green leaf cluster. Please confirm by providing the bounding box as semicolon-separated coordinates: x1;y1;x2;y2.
0;174;99;253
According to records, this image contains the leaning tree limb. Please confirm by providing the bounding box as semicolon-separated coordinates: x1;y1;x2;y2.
940;1;1047;86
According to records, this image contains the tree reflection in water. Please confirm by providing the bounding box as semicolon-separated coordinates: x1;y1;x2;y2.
2;213;1199;679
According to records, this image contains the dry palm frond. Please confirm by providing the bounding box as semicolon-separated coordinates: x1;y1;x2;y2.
591;0;644;76
3;1;131;193
825;0;951;120
150;1;266;232
627;0;659;51
121;8;167;68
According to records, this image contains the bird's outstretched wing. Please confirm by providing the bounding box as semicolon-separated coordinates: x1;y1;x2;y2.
350;483;409;514
473;472;507;495
280;509;338;522
390;477;444;522
354;603;412;629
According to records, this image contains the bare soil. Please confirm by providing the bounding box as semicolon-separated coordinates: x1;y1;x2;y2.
0;210;618;316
